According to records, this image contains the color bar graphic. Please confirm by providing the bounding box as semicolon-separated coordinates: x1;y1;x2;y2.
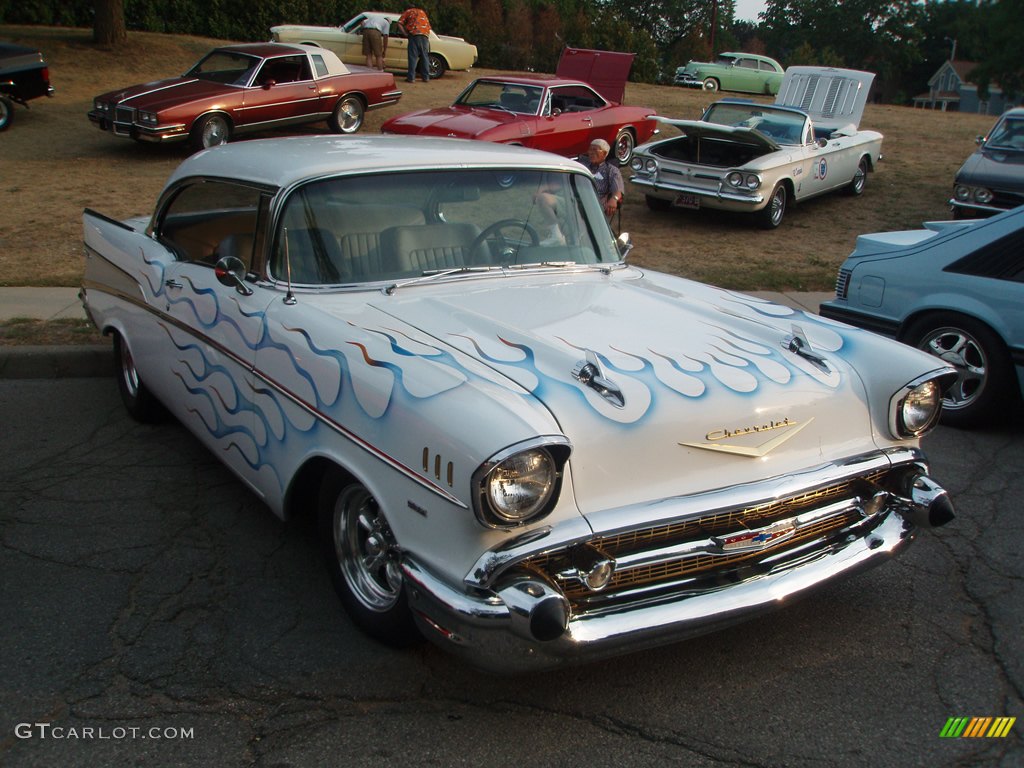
940;716;1016;738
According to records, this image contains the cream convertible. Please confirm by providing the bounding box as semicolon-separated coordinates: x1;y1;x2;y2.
82;136;955;672
631;67;883;228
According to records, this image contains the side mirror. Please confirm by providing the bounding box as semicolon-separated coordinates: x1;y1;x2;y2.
975;134;985;146
262;79;276;90
215;256;253;296
616;232;633;261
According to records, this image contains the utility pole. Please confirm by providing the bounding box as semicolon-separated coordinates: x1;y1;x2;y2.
710;0;718;54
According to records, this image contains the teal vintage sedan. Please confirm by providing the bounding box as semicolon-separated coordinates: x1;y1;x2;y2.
674;52;783;94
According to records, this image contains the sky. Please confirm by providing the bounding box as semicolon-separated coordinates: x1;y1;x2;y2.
734;0;768;22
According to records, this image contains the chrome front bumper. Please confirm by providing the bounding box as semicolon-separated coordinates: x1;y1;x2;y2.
630;174;766;208
402;466;952;673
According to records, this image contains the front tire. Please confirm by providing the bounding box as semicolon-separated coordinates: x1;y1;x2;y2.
613;128;635;165
113;332;163;423
845;157;868;196
756;183;787;229
702;78;720;92
329;95;365;134
427;53;447;79
318;470;419;646
191;114;231;151
904;314;1012;428
0;96;12;131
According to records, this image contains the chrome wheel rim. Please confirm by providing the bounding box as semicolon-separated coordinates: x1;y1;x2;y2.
921;327;987;410
852;161;866;193
120;341;139;399
615;131;634;164
334;486;402;612
702;79;718;91
769;187;785;226
336;98;363;133
202;117;227;147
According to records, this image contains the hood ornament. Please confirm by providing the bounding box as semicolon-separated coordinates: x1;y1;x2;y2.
784;324;830;373
572;351;624;408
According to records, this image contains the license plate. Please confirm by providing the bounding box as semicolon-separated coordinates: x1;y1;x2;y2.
673;193;700;209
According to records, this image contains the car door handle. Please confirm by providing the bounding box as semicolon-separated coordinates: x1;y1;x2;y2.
165;279;182;289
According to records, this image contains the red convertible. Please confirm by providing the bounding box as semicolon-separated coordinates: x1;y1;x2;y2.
380;48;657;164
88;42;401;150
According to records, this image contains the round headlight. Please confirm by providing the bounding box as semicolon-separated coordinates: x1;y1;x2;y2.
954;185;971;201
974;187;994;204
485;449;556;525
645;158;657;173
745;174;761;189
726;171;744;187
630;156;643;171
899;380;942;436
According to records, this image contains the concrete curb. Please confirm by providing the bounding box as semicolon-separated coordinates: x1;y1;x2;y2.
0;345;112;379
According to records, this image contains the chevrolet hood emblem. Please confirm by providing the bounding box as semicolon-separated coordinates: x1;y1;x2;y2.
680;417;813;458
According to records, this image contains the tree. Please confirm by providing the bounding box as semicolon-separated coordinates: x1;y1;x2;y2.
969;0;1024;100
94;0;127;46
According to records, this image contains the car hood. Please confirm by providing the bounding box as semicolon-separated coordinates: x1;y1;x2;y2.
95;77;228;108
775;66;874;133
382;106;521;137
955;147;1024;189
363;270;907;517
652;116;780;152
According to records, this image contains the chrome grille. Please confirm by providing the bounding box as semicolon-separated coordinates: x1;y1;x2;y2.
523;469;889;611
114;106;135;135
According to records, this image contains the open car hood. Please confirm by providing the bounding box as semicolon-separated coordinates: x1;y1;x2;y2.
652;116;780;152
775;66;875;133
556;47;634;104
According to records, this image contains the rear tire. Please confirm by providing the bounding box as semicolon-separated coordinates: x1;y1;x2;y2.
904;313;1012;428
613;128;635;165
113;332;164;423
329;95;365;134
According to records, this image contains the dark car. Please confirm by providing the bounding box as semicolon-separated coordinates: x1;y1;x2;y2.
950;107;1024;218
0;42;55;131
380;48;658;165
88;42;401;150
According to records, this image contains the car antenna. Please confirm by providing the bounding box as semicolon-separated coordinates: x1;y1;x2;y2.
283;227;297;305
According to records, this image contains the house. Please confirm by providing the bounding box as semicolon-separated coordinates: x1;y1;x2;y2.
913;59;1010;115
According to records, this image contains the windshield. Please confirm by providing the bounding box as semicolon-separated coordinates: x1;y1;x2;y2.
269;169;620;286
703;103;806;144
186;50;260;86
986;116;1024;150
455;81;544;114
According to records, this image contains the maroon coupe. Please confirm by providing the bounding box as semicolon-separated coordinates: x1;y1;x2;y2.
88;42;401;150
380;48;657;165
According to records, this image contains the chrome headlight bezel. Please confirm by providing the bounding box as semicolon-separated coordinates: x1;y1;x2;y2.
472;437;571;529
94;100;110;113
974;187;994;204
727;171;761;190
953;184;971;202
137;111;159;126
890;375;950;438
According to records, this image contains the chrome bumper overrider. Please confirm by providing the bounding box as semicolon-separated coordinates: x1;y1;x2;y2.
402;454;953;673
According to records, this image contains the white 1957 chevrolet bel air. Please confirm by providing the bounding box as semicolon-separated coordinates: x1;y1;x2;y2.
631;67;883;228
82;135;952;672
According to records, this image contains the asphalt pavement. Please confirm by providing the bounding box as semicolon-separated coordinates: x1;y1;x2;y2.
0;287;834;379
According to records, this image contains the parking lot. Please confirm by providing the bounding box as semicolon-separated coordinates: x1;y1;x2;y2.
1;378;1021;766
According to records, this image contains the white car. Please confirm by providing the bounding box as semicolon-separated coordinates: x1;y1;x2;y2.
631;67;883;228
270;12;478;79
82;135;955;672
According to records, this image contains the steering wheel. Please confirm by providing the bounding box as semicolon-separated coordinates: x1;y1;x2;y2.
469;219;540;264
